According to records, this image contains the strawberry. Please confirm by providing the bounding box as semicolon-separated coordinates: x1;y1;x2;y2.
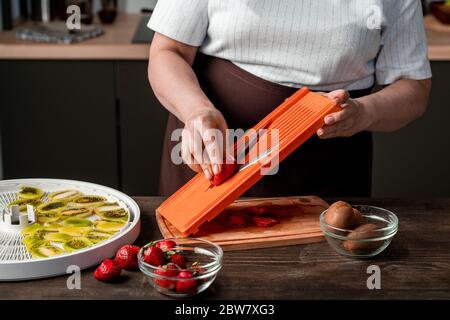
156;240;176;251
114;245;140;270
227;214;247;227
252;216;279;228
176;271;198;294
212;163;239;186
143;246;165;266
170;253;186;269
247;206;269;215
94;259;122;282
192;263;210;283
153;264;179;290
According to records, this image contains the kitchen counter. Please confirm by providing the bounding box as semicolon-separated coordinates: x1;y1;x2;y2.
0;197;449;300
0;14;450;60
0;14;150;60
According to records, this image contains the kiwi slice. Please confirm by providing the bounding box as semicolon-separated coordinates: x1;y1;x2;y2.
23;235;48;251
37;211;61;223
60;207;93;219
63;237;93;252
94;220;126;233
62;217;93;228
94;203;128;222
58;227;92;237
48;189;82;202
37;201;66;214
8;198;41;213
44;232;72;243
18;186;43;200
31;244;64;258
85;230;113;243
22;224;45;237
43;222;62;232
72;195;107;208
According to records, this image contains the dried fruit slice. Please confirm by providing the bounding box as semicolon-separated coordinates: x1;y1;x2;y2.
43;222;62;232
36;210;61;223
62;217;93;228
44;232;73;243
94;203;128;222
48;189;82;202
63;237;93;252
23;236;49;251
8;198;41;213
18;186;43;200
31;244;64;258
72;195;107;208
86;230;113;243
58;226;92;237
37;201;66;214
60;207;93;219
94;220;126;233
22;224;45;236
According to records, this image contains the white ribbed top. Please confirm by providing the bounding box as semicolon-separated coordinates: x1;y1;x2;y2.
148;0;431;91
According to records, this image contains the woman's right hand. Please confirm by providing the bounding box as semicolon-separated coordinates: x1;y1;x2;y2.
181;108;229;180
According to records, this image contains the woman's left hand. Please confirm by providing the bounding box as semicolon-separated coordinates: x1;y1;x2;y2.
317;90;373;139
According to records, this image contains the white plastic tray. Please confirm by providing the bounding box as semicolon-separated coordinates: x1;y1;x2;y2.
0;179;141;281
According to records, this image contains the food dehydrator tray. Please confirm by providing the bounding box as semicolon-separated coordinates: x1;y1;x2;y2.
0;179;141;281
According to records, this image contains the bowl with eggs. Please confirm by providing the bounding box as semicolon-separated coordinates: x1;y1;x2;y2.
320;201;398;258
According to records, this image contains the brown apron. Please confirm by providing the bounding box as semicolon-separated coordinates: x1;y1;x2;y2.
158;54;373;198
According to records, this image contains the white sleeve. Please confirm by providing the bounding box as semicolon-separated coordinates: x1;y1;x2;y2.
376;0;432;85
147;0;209;47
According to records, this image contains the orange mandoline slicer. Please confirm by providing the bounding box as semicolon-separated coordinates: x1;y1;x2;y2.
157;87;341;237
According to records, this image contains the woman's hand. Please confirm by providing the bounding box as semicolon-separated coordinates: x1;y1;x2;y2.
317;90;374;139
182;108;229;180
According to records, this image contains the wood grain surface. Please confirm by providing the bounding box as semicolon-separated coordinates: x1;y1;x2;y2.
0;197;449;300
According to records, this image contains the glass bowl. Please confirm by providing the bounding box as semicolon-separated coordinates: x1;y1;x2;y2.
320;205;398;258
138;238;223;298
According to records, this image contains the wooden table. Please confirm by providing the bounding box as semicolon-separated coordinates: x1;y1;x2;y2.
0;197;449;300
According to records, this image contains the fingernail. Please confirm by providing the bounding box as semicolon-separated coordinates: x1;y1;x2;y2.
213;164;220;175
204;169;212;180
317;129;324;136
325;116;334;125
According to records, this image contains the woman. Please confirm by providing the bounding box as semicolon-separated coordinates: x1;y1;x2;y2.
148;0;431;197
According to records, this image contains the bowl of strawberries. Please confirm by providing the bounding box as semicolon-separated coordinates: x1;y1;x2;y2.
138;238;223;297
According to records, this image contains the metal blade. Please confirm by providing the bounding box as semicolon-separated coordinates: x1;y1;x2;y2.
238;144;280;172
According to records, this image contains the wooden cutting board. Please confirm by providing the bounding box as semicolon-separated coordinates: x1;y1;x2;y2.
156;196;329;251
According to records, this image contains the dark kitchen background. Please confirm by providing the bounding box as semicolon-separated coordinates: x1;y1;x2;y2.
0;0;449;197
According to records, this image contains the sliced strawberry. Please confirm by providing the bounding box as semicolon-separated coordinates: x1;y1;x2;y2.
212;163;239;186
176;271;198;294
156;240;176;252
114;245;140;271
153;264;179;290
227;214;247;227
170;253;186;269
252;216;279;228
94;259;122;282
143;246;165;266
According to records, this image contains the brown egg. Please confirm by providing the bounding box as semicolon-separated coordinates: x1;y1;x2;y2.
353;208;365;226
324;201;359;229
342;223;382;252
